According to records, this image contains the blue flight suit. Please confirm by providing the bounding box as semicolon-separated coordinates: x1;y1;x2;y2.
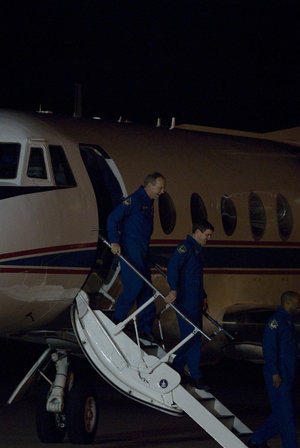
167;235;207;379
107;186;156;334
250;306;299;448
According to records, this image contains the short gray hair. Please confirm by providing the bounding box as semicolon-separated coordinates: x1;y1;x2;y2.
144;172;165;187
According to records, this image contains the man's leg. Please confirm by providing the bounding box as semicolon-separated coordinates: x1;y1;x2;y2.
267;382;299;448
135;267;156;334
251;377;299;448
113;259;145;321
250;414;278;445
173;316;202;379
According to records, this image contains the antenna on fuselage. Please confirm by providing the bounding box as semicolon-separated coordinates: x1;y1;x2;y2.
36;104;53;114
170;117;176;130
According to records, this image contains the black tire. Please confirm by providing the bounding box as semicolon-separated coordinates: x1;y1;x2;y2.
66;380;99;444
36;382;66;443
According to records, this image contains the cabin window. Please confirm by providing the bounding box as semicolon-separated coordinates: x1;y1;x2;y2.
0;143;20;179
49;145;76;187
221;195;237;236
248;192;266;240
277;194;293;241
27;147;47;179
190;193;207;223
159;192;176;234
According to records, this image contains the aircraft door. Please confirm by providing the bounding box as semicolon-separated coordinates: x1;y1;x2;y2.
80;145;125;290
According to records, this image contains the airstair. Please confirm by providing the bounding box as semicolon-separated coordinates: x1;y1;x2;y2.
72;238;252;448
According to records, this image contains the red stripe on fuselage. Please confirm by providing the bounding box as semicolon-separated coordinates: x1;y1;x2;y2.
0;267;90;274
150;239;300;248
0;242;98;261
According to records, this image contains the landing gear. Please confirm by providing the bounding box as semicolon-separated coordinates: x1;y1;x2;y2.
36;382;66;443
66;380;98;444
35;350;99;444
36;379;98;444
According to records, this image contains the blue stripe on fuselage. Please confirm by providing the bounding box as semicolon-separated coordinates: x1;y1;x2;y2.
150;246;300;269
0;249;96;268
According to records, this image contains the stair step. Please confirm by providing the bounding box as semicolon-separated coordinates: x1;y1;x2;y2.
73;290;252;448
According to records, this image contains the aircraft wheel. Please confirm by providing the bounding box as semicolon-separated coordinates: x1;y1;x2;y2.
36;382;66;443
66;380;98;444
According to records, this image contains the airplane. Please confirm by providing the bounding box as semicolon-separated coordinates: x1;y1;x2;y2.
1;108;300;444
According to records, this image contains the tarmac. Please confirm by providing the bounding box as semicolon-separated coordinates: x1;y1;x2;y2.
0;341;299;448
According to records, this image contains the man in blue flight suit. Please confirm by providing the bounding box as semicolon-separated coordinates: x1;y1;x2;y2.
247;290;300;448
107;172;166;344
165;220;214;389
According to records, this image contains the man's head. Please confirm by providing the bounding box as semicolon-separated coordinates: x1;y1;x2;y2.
281;290;300;316
192;219;214;246
144;172;166;200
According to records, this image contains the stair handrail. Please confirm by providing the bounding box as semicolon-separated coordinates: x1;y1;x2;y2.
99;235;211;342
154;264;234;341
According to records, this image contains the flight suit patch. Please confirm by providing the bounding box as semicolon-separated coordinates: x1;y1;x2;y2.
177;245;187;254
269;319;279;330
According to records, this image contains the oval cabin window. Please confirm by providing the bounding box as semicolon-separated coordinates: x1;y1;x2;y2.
277;194;293;241
190;193;207;223
158;192;176;234
248;192;266;240
221;195;237;236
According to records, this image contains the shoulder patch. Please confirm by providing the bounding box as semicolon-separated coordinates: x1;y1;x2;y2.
177;244;187;254
123;197;132;206
269;319;279;330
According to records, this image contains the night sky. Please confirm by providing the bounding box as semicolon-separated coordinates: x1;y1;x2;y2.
1;0;300;131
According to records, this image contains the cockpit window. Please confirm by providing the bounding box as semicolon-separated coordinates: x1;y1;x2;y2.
0;143;20;179
49;145;76;187
27;147;47;179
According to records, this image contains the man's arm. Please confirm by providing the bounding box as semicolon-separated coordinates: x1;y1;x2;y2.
262;318;281;386
165;244;187;303
106;199;133;254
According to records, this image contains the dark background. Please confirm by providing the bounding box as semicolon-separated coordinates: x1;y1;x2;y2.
1;0;300;131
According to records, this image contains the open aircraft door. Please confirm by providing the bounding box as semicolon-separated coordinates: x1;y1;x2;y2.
79;144;126;298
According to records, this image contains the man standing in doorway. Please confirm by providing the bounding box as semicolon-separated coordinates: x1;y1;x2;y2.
247;290;300;448
107;172;166;344
165;220;214;389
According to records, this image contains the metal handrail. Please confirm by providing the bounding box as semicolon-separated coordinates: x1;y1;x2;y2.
99;235;211;342
154;264;234;341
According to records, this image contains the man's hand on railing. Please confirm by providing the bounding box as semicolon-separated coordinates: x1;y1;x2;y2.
111;243;121;255
203;297;209;313
165;290;177;304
